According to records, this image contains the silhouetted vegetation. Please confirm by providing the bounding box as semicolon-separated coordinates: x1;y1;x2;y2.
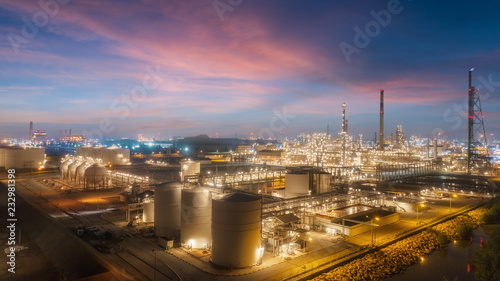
475;198;500;281
481;198;500;224
475;225;500;281
456;223;474;240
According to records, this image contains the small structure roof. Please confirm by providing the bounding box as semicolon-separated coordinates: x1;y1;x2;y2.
275;213;301;224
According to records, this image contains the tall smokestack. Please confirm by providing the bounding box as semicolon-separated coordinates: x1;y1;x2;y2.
60;129;62;141
434;139;438;160
345;119;349;135
426;139;430;158
342;102;346;134
65;129;67;141
379;89;384;151
29;121;33;141
69;129;72;138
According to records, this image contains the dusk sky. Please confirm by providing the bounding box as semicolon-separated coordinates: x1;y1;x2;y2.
1;0;499;141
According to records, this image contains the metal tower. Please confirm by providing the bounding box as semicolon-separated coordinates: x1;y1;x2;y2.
29;121;33;141
467;68;488;174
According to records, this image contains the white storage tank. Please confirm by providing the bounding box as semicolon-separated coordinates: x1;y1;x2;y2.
315;172;331;194
254;145;266;152
235;145;251;153
76;146;130;166
60;158;73;179
94;146;109;164
106;146;130;165
266;144;278;150
154;182;182;238
180;159;200;181
67;161;81;181
4;147;45;170
285;173;310;198
0;148;5;167
143;200;155;223
84;164;108;187
211;192;262;268
4;150;15;170
76;162;89;183
181;188;211;249
76;145;93;158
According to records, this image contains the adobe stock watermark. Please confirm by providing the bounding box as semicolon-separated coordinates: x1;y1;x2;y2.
213;0;243;21
7;0;71;54
434;73;500;140
82;65;166;141
258;106;295;140
339;0;405;64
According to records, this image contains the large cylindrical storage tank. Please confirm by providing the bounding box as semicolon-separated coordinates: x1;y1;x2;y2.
154;182;182;238
76;145;94;158
254;145;265;152
4;148;45;170
95;146;110;165
181;188;211;249
285;173;310;198
106;147;130;165
0;148;6;168
235;145;251;153
315;173;331;194
143;200;155;223
4;149;16;170
266;144;277;150
180;159;200;181
211;192;262;268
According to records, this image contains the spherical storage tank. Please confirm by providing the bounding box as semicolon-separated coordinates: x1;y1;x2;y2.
143;200;155;223
76;162;89;183
67;161;81;181
154;182;182;238
84;164;108;186
285;173;310;198
60;159;73;179
211;192;262;268
181;188;211;249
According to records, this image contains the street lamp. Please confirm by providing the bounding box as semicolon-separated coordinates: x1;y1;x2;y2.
416;204;424;224
449;194;457;212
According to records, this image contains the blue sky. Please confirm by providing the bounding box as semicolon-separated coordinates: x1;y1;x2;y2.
1;0;499;141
